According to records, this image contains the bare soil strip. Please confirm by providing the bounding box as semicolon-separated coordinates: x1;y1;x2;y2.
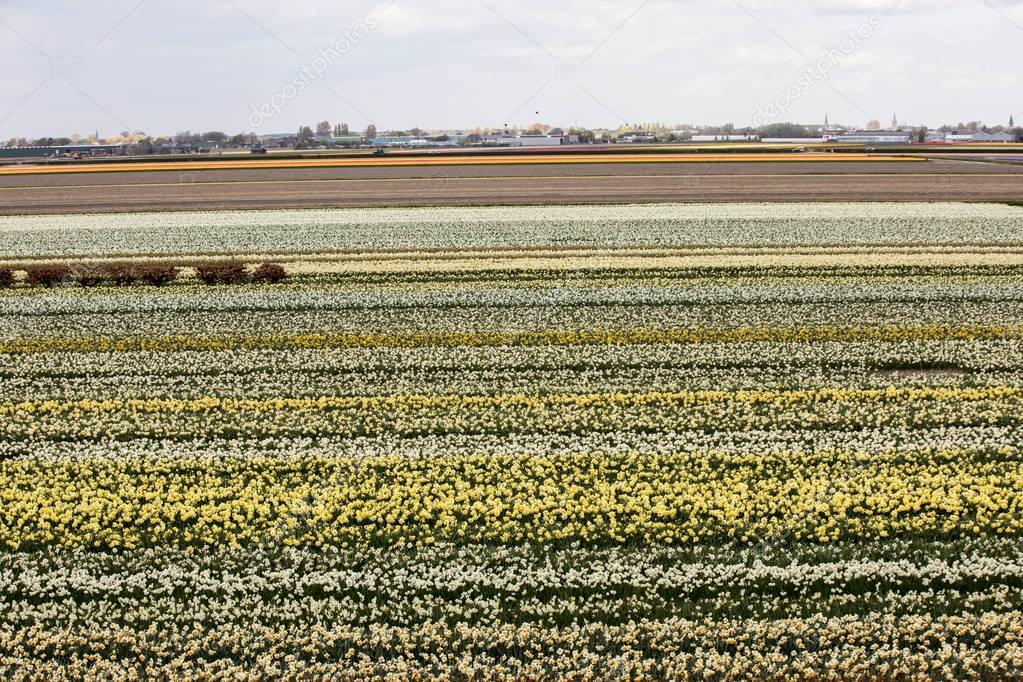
2;172;1021;215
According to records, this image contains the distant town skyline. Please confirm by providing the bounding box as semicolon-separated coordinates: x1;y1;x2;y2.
3;0;1022;140
6;114;1021;147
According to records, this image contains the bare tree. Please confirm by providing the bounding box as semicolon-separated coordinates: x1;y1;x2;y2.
296;126;315;149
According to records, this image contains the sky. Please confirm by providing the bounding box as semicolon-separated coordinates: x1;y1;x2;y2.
1;0;1021;139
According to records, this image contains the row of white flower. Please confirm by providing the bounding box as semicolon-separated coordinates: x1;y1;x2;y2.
1;540;1019;626
4;298;1019;340
2;203;1021;258
6;539;1020;602
2;357;1010;403
2;611;1020;680
5;279;1022;317
1;339;1019;403
3;424;1017;462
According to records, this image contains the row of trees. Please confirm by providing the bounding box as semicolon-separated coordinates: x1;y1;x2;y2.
296;121;363;149
3;131;254;148
295;122;463;148
306;122;426;139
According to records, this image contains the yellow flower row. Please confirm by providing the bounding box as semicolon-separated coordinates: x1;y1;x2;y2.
1;451;1019;550
1;386;1017;442
1;324;1019;354
3;385;1017;416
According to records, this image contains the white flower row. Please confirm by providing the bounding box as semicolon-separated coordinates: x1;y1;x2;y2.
4;424;1017;462
2;610;1020;680
2;202;1022;258
4;360;1012;402
6;281;1021;317
4;298;1020;340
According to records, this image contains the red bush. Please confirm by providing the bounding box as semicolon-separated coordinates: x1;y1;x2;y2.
24;265;71;288
137;265;180;287
0;268;13;288
73;265;106;287
195;260;249;285
252;262;287;284
102;264;139;286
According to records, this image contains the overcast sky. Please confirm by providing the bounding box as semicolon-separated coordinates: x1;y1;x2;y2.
1;0;1021;138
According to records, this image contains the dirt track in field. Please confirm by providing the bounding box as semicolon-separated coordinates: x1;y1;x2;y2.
2;159;1022;214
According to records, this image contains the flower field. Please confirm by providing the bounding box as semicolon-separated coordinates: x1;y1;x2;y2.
0;151;913;176
2;202;1023;679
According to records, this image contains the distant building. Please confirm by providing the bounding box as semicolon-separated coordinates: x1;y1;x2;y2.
257;133;298;148
972;131;1015;143
618;131;658;143
368;136;433;147
821;113;847;140
320;135;363;146
834;133;911;144
689;134;759;142
482;134;578;146
0;143;126;159
761;138;826;144
943;130;1014;143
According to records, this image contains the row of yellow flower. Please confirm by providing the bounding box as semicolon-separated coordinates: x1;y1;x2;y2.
2;324;1020;354
1;450;1019;550
3;385;1018;415
1;386;1019;442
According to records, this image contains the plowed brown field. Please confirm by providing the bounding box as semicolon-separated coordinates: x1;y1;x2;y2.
2;157;1021;214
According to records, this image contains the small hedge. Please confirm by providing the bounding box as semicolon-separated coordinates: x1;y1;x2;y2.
24;265;71;288
195;261;249;285
5;261;289;289
102;264;139;286
252;262;288;284
73;266;106;288
137;265;180;287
